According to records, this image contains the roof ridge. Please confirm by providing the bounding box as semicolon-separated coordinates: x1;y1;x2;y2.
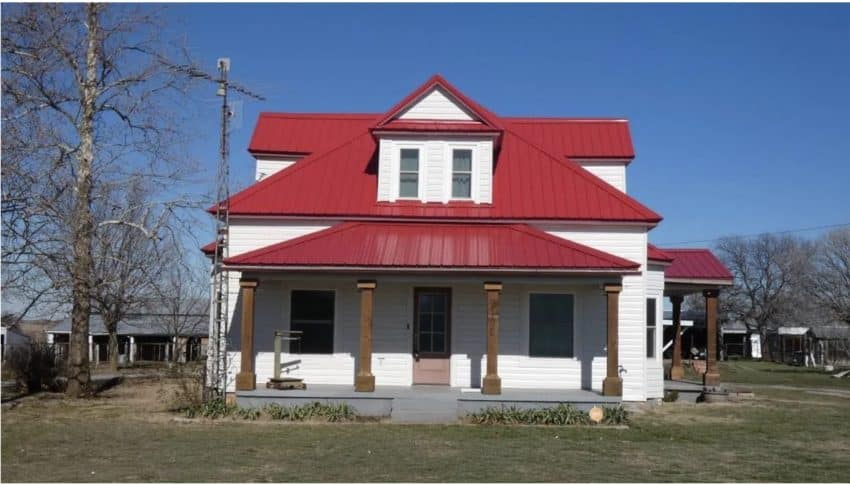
503;127;662;223
508;224;639;268
505;117;629;123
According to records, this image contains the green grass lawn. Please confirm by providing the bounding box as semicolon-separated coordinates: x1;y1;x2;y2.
719;360;850;389
2;364;849;482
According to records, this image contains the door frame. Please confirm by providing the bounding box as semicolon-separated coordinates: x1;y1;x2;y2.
412;287;452;359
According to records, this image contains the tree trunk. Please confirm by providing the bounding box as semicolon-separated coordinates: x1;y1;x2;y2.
107;329;119;372
66;3;100;397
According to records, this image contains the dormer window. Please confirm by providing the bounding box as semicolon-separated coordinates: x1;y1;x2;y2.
451;148;473;199
399;148;420;198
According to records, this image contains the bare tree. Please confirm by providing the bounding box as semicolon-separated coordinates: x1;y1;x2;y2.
90;181;167;371
716;234;814;360
807;229;850;325
151;247;208;363
2;4;200;396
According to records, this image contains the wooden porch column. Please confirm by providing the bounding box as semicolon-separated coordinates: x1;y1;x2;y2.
355;281;376;392
602;284;623;397
669;295;685;380
703;289;721;387
482;282;502;395
235;279;259;391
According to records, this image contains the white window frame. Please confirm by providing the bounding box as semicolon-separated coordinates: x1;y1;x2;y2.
524;291;578;359
444;142;478;202
395;143;425;200
646;297;659;359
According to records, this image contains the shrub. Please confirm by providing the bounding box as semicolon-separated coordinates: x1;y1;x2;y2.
233;407;261;420
601;405;630;425
663;390;679;402
184;398;234;419
263;401;357;422
468;404;628;426
4;343;61;393
160;363;205;413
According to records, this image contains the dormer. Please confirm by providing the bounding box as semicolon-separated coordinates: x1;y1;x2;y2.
372;75;502;204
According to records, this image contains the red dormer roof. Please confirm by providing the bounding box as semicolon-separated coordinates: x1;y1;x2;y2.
373;74;503;131
225;74;662;224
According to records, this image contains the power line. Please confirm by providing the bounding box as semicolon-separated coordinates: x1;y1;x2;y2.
657;222;850;247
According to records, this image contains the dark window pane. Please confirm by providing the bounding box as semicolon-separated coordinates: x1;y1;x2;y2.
420;312;432;332
290;290;334;354
452;149;472;171
400;149;419;171
419;332;430;352
646;298;657;327
529;294;574;357
431;313;445;334
646;328;656;358
431;333;445;353
399;174;418;197
291;290;334;321
452;174;471;198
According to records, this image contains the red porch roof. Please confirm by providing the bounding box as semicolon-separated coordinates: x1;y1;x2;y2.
663;249;733;282
647;244;675;263
223;222;640;272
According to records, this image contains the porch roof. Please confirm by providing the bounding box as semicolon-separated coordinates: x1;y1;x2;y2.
223;221;641;273
662;248;734;285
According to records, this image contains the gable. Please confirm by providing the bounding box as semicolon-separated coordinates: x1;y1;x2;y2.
397;87;476;121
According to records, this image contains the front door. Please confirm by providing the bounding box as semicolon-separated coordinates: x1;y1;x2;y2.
412;288;451;385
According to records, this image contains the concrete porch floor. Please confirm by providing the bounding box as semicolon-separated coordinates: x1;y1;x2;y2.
236;385;621;424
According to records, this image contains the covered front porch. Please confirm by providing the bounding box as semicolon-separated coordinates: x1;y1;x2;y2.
228;274;630;399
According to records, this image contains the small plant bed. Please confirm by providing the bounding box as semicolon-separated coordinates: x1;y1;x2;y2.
181;399;359;422
466;404;629;426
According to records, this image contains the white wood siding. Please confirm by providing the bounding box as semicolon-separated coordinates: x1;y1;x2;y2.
645;265;665;399
576;161;627;193
255;155;301;181
228;219;335;257
536;224;649;401
398;87;475;121
225;275;614;394
377;136;493;204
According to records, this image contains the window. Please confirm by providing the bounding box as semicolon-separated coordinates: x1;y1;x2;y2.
529;293;574;357
290;290;334;354
646;298;657;358
399;148;419;198
451;148;473;198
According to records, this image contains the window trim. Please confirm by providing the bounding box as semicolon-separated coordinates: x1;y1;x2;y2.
444;142;478;202
525;291;577;359
646;297;658;359
397;145;423;200
288;288;337;355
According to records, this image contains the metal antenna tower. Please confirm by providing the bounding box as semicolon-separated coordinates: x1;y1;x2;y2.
202;58;265;397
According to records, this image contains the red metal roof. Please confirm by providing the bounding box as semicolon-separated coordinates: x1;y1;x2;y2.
228;74;660;223
662;249;734;282
647;244;675;263
248;113;376;155
224;128;661;222
224;222;640;271
505;118;635;160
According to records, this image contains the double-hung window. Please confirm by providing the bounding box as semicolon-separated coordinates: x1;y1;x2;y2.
528;293;574;357
451;148;473;199
290;290;335;354
399;148;420;198
646;298;657;358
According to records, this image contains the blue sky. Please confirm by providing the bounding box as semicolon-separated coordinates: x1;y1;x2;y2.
170;3;850;247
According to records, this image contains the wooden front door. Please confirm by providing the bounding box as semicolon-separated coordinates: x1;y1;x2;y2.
412;288;451;385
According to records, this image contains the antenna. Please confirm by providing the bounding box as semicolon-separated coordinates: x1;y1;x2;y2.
189;57;265;398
